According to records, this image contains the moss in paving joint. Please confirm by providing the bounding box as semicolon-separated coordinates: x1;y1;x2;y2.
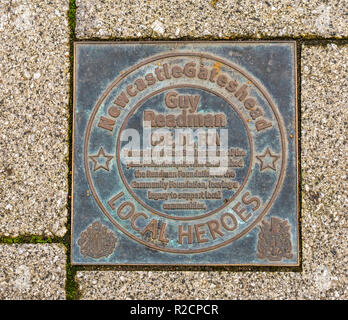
65;0;80;300
0;235;63;244
68;0;76;37
66;263;81;300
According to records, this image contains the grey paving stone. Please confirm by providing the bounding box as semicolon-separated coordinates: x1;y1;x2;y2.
76;43;347;299
0;0;70;236
0;244;66;300
75;0;347;39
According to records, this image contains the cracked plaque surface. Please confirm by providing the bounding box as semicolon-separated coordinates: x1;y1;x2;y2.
72;42;298;265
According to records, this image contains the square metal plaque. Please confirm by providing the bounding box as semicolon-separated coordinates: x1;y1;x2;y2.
72;41;299;266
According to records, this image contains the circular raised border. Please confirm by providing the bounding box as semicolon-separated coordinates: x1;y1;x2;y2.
84;52;287;254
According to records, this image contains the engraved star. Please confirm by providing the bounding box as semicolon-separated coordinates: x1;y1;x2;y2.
256;148;280;171
89;147;114;171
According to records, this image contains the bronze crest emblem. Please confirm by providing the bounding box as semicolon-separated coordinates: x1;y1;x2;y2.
257;217;293;261
77;221;117;259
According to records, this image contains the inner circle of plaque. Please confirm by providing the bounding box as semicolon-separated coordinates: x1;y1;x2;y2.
116;85;253;221
84;52;287;254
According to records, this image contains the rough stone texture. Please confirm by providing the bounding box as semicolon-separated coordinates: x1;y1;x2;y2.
0;244;66;299
0;0;70;236
75;0;347;39
76;44;347;300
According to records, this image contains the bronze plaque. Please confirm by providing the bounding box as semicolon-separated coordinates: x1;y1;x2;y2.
72;41;299;265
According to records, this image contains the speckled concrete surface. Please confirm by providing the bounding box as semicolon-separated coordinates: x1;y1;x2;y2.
0;244;66;299
76;43;348;300
0;0;70;236
75;0;347;39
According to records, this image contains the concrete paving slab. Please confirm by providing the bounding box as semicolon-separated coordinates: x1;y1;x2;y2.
0;244;66;300
75;0;347;39
0;0;70;236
